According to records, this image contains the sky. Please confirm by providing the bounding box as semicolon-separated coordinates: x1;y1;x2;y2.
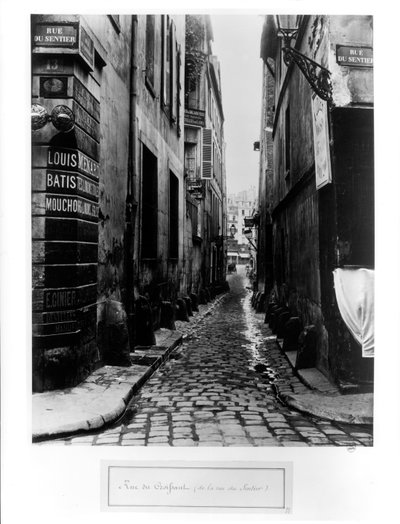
210;14;265;196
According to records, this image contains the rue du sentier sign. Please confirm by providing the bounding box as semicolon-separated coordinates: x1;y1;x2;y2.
32;22;95;70
336;45;373;67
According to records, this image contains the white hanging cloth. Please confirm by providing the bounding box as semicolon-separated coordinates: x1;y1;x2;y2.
333;268;374;358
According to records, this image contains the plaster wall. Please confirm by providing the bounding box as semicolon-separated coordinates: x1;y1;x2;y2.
134;15;186;306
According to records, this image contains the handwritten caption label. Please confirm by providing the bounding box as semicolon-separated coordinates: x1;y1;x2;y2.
104;463;292;512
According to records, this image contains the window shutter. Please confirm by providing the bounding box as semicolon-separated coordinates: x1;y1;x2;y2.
201;128;213;179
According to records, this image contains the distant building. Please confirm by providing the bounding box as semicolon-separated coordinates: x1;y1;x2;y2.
257;15;374;387
227;188;257;266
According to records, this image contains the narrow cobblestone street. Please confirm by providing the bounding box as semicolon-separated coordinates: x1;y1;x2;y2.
55;269;373;447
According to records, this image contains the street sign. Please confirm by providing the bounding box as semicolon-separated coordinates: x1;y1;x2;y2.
33;23;79;48
336;45;373;67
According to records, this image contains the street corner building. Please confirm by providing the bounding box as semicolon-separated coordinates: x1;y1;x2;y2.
256;15;374;389
31;14;227;392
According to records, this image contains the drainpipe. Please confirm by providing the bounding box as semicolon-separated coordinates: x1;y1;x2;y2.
125;14;138;349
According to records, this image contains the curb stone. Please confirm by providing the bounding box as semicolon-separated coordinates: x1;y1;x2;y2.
32;292;227;442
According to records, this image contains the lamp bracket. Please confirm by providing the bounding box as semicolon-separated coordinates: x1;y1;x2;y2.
278;25;332;102
282;45;332;102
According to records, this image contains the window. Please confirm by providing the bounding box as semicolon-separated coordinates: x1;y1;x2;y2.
185;143;198;181
185;57;201;109
169;172;179;258
186;198;199;239
285;106;291;176
176;45;182;135
145;15;155;92
170;22;177;123
162;16;180;129
162;16;170;112
141;146;158;258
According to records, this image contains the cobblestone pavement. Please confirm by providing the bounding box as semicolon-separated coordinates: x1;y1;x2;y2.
55;271;373;447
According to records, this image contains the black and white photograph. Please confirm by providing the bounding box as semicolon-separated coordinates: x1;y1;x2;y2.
30;12;374;448
1;0;399;522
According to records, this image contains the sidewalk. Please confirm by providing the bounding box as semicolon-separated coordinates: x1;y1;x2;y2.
274;335;373;425
33;290;372;442
32;295;226;442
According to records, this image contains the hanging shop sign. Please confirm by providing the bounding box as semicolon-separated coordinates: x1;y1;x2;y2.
311;93;332;190
336;46;373;67
185;108;206;127
187;179;204;199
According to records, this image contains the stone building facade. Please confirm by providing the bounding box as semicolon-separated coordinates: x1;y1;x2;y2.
31;14;226;392
184;15;227;293
226;188;258;267
257;15;374;387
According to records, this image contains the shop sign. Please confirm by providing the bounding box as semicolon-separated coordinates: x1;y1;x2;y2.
185;108;206;127
336;45;373;67
46;170;99;201
187;179;204;199
73;102;100;141
79;26;95;69
311;93;332;190
44;194;99;221
37;284;97;311
33;23;79;48
40;76;69;98
73;78;100;121
47;147;99;180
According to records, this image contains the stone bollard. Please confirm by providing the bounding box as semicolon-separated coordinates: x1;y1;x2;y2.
270;306;286;333
208;286;216;300
256;292;266;313
101;299;131;365
282;317;303;352
160;301;176;330
264;302;278;324
295;325;317;369
276;311;291;338
176;298;190;321
251;291;260;308
184;296;193;316
190;293;199;312
199;289;208;304
135;296;156;346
